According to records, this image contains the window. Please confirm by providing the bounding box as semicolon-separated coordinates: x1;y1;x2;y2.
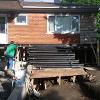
15;14;27;25
48;15;80;34
0;17;5;33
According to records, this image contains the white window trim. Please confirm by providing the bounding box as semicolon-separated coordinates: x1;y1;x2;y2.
47;14;80;34
14;14;28;25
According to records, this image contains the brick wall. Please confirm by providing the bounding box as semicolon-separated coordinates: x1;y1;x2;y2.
8;13;80;44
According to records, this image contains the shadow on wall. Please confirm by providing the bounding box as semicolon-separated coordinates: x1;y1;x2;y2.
53;34;80;44
8;13;18;23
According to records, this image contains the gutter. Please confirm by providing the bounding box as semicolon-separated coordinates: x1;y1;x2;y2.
23;6;61;8
23;5;81;9
23;5;99;9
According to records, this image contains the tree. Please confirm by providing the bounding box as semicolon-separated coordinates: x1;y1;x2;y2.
61;0;100;65
61;0;100;5
97;12;100;39
96;12;100;66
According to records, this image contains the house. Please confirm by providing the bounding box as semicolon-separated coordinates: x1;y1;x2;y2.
0;0;98;44
0;0;99;65
0;0;22;44
0;1;99;97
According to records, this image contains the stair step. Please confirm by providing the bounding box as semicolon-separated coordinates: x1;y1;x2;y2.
28;61;80;64
27;57;75;60
28;53;75;56
28;56;75;59
28;45;67;50
30;64;84;68
29;61;69;64
28;51;58;53
27;59;79;63
70;64;84;67
27;45;83;68
29;63;71;66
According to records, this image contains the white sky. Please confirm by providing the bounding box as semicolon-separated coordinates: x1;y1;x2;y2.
24;0;54;2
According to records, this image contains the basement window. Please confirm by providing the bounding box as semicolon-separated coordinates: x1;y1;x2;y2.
47;15;80;34
15;14;27;25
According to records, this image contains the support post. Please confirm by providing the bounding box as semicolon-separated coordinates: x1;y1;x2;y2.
44;81;47;90
57;76;61;85
71;76;76;83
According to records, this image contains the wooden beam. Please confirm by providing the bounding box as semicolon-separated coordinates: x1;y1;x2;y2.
71;76;76;83
57;76;61;85
30;68;87;79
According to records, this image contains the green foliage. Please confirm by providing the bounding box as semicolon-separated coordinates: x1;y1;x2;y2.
96;13;100;30
61;0;100;40
97;33;100;40
61;0;100;5
96;12;100;40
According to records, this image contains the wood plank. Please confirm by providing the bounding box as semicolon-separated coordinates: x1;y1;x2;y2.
30;68;87;79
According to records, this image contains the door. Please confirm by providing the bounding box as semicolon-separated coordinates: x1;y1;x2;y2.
0;16;7;44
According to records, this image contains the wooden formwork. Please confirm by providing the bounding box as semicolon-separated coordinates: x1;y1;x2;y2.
30;68;87;86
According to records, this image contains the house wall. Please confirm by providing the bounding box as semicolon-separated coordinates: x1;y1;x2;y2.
80;14;96;32
80;14;96;44
7;13;96;44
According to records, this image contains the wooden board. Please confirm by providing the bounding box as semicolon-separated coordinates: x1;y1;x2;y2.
30;68;87;79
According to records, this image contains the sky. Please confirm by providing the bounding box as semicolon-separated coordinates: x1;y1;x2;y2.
24;0;54;2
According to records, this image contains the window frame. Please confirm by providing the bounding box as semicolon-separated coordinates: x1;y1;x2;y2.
14;14;28;25
47;14;80;34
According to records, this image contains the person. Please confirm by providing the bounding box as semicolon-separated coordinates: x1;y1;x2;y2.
5;41;17;70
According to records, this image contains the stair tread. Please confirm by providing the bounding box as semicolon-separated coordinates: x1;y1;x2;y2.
30;64;84;68
28;53;75;56
28;57;75;60
27;46;83;68
28;59;78;61
28;61;79;64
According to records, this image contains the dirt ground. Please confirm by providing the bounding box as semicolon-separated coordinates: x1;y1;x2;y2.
36;68;100;100
39;82;89;100
1;66;100;100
